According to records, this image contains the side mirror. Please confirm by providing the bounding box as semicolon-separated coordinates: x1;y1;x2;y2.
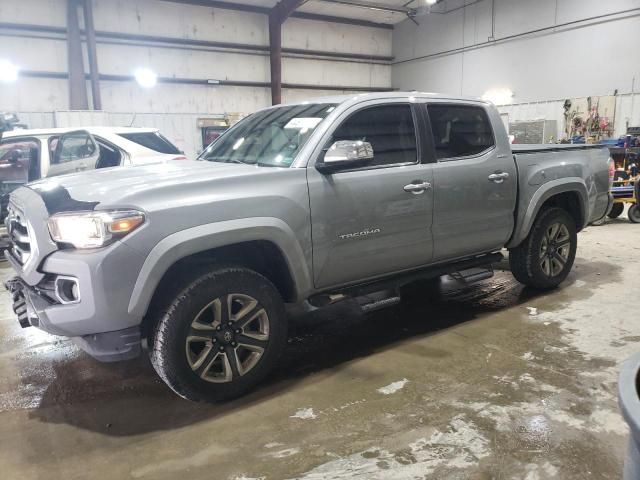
316;140;374;174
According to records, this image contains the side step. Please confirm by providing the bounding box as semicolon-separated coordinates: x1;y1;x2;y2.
356;290;401;313
307;252;503;312
449;266;494;285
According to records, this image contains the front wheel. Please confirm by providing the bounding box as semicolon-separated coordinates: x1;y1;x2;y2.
629;204;640;223
149;267;287;402
509;207;577;289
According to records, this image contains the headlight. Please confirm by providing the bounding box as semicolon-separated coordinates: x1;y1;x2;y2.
47;210;145;249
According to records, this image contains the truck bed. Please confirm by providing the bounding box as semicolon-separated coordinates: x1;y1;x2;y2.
511;144;608;154
507;143;611;248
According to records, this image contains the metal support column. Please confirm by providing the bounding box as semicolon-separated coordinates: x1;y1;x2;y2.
67;0;89;110
269;0;306;105
83;0;102;110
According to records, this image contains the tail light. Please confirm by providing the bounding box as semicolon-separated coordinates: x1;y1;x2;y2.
172;155;187;160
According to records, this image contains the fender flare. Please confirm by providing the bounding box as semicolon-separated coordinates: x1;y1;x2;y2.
127;217;312;317
507;178;588;248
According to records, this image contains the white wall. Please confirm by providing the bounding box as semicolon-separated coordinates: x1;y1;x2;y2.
393;0;640;137
0;0;392;156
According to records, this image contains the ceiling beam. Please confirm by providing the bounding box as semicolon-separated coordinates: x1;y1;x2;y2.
320;0;415;15
161;0;394;29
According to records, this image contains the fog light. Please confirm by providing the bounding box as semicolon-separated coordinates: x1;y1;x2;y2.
54;276;80;304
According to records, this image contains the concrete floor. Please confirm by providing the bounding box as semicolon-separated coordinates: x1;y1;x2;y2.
0;217;638;480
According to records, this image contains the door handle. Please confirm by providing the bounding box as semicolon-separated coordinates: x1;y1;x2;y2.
488;172;509;184
76;163;87;171
404;181;432;194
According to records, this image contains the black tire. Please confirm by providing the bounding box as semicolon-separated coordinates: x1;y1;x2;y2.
149;267;287;402
608;203;624;219
629;204;640;224
508;207;577;289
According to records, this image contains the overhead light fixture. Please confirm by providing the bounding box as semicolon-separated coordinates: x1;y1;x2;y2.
134;67;157;88
482;88;514;105
0;59;19;83
425;0;438;4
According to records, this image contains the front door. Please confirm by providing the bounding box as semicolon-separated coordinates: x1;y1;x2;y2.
424;102;517;261
48;130;100;177
307;101;434;290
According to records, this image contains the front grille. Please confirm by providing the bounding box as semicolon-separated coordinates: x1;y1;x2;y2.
5;203;32;266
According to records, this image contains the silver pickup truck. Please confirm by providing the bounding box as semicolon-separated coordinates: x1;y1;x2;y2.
3;92;612;402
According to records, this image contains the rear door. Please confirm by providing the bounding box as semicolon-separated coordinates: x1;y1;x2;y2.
48;130;100;177
423;101;517;261
307;99;435;289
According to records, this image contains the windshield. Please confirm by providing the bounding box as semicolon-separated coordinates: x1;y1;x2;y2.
199;103;337;167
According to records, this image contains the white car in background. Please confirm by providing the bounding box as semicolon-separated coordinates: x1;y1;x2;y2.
0;126;185;225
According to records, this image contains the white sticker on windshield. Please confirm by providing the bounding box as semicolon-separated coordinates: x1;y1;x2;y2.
284;117;323;130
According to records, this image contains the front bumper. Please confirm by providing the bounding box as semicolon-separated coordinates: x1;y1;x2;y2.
5;276;142;362
4;187;149;362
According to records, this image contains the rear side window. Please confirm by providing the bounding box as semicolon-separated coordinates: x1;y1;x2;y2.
427;105;494;160
118;132;181;154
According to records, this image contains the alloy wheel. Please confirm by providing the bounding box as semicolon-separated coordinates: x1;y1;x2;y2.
185;293;269;383
539;222;571;278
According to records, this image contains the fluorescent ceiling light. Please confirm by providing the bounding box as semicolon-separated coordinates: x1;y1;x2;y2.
0;59;19;83
425;0;438;4
482;88;514;105
134;68;158;88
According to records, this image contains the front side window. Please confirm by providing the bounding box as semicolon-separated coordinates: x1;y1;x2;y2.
199;103;337;167
428;104;495;160
329;104;418;167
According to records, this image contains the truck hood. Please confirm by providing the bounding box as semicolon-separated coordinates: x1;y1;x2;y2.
24;160;279;214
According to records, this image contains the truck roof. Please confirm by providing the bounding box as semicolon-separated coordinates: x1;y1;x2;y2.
3;126;160;138
282;91;489;107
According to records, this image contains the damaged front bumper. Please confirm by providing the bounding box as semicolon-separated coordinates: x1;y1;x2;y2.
4;276;142;362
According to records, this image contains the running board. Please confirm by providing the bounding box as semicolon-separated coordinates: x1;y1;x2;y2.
449;266;494;285
308;252;503;308
356;290;401;313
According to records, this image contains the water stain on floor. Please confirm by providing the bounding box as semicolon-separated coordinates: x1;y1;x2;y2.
0;222;636;479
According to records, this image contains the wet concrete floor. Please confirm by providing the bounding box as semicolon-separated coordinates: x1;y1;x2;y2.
0;217;638;479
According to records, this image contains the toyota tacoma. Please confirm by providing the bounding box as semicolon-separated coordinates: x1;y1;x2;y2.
3;93;612;401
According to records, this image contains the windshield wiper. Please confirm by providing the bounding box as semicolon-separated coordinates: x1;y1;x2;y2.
204;157;248;165
225;158;248;165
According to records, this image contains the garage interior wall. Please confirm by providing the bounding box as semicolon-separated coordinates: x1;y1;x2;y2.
393;0;640;139
0;0;392;157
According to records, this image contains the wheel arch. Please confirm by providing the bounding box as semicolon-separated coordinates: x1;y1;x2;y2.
507;179;588;248
128;218;312;324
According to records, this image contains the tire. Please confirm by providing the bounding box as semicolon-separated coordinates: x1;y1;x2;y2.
508;207;577;289
149;267;287;402
608;203;624;219
629;204;640;224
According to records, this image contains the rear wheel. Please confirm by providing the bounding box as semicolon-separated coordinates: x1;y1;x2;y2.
149;267;287;402
629;204;640;223
608;203;624;219
509;207;577;289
